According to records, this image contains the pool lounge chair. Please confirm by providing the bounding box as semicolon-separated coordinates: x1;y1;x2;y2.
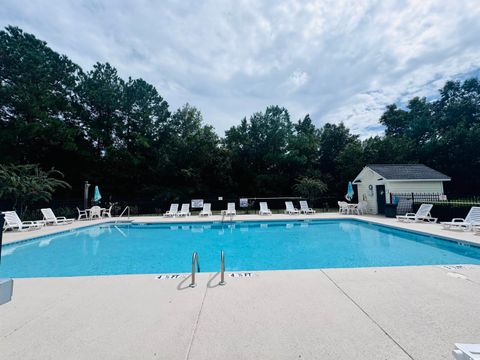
259;202;272;215
396;204;437;223
199;203;212;217
453;343;480;360
285;201;300;215
473;223;480;234
164;204;179;217
225;202;236;216
41;208;75;226
299;201;315;214
177;203;191;217
441;207;480;231
2;211;45;232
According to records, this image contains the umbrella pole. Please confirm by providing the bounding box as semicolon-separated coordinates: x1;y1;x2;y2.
0;214;4;264
84;181;90;209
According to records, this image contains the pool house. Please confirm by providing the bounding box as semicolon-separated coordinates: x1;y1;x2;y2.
352;164;451;214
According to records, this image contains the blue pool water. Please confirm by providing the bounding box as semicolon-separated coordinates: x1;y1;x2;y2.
1;219;480;278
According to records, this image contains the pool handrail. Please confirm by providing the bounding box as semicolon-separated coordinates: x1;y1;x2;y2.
115;206;130;223
190;252;200;288
219;250;226;286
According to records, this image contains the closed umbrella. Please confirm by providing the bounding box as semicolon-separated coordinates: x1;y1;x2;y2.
345;181;355;201
93;186;102;203
0;213;4;263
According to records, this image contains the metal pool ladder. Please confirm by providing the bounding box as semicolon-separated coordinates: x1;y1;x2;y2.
189;251;226;288
114;206;130;223
190;252;200;288
220;212;234;224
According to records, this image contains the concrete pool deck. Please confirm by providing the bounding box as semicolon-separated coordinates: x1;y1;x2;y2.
1;266;480;359
1;213;480;359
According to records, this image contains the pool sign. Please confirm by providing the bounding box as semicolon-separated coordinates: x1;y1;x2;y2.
239;198;249;208
191;199;204;208
229;272;256;278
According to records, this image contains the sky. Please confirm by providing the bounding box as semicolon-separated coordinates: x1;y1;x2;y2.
1;0;480;138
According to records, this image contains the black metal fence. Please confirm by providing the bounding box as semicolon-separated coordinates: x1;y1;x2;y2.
1;195;339;221
390;192;442;215
96;196;339;215
391;192;480;221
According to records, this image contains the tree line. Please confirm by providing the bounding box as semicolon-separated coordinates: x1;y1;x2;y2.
1;26;479;206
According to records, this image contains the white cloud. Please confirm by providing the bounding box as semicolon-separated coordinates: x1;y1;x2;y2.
1;0;480;137
285;70;309;92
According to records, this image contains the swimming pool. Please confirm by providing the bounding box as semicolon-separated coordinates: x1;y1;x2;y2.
1;219;480;278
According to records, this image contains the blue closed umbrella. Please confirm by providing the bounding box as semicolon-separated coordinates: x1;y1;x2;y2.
345;181;354;201
93;186;102;203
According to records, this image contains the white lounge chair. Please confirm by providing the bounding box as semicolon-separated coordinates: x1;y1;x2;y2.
441;207;480;231
41;208;74;226
473;223;480;234
2;211;45;232
259;202;272;215
299;201;315;214
338;201;348;214
225;202;236;216
396;204;437;223
285;201;300;215
199;203;212;217
177;203;191;217
453;343;480;360
164;204;179;217
77;207;88;220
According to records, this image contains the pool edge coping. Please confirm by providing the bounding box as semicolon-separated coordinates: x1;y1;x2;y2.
2;215;480;250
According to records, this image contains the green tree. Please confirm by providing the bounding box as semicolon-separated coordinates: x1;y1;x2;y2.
0;26;95;192
317;123;359;194
0;26;82;126
100;77;171;197
0;164;71;216
224;106;294;195
379;104;409;137
288;114;321;177
120;77;170;151
78;62;124;153
293;176;328;201
160;104;228;198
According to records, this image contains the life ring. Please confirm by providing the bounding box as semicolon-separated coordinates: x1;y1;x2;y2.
368;185;374;197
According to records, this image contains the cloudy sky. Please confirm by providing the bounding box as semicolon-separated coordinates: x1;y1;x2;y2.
1;0;480;137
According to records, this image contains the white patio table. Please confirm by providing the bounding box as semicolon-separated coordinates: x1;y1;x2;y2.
345;203;358;215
